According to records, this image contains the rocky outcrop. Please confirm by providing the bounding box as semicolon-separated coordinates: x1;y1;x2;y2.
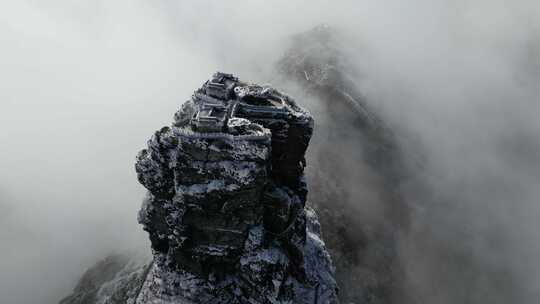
59;255;150;304
61;73;338;304
134;72;337;304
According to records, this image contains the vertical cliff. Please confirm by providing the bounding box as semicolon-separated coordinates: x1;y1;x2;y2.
61;73;338;304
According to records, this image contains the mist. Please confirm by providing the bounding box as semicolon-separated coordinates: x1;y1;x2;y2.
1;1;540;303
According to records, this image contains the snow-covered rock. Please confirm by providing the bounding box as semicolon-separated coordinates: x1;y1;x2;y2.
61;72;338;304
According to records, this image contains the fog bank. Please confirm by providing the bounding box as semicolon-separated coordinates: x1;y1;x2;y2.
1;1;540;303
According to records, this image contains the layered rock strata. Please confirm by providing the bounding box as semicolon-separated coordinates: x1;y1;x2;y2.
133;72;338;303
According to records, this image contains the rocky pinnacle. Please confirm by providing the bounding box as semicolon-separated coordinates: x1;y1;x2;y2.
134;72;338;304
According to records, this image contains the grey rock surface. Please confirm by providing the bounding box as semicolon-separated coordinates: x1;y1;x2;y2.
61;73;338;304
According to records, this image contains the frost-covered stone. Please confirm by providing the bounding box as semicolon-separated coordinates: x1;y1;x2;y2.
61;72;338;304
134;72;337;303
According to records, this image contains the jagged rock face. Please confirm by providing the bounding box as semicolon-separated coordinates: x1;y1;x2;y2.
59;255;151;304
133;73;338;303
